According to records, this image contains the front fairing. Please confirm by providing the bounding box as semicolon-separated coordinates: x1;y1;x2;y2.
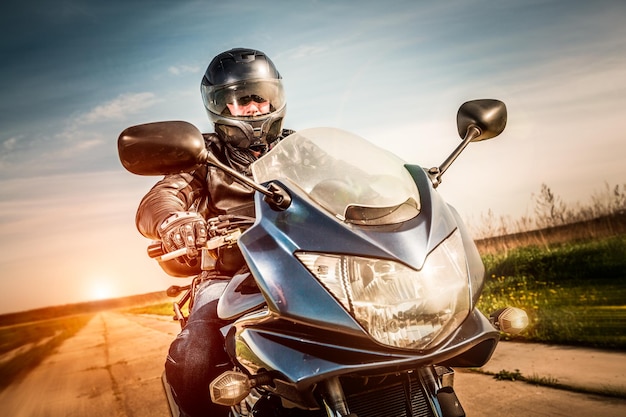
238;170;461;333
227;128;497;392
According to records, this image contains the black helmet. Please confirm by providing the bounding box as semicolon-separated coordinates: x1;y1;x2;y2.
201;48;286;152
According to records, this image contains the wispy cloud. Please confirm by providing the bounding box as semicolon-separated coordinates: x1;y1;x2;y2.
168;65;201;76
72;92;162;126
2;137;18;152
0;92;164;176
56;91;163;155
285;44;331;60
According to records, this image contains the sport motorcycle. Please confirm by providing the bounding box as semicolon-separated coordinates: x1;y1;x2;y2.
118;99;528;417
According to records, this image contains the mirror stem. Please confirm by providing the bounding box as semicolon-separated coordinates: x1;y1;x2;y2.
429;125;481;188
206;153;273;197
205;153;291;210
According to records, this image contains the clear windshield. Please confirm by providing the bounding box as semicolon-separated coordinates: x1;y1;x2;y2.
251;128;420;225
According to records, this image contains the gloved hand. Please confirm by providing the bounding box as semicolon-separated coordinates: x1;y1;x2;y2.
157;212;208;265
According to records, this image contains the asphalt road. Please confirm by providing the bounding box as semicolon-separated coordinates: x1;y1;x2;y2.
1;312;624;416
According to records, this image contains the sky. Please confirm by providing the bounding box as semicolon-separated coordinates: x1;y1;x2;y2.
1;0;625;314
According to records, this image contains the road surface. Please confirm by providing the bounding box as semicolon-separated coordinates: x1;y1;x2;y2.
1;312;624;416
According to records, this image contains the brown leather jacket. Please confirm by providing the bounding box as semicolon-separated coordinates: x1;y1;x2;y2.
136;128;294;238
136;132;264;240
137;131;300;277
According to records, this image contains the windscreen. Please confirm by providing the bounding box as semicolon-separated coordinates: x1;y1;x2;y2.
251;128;420;225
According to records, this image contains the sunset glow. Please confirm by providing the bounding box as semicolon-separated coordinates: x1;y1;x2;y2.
89;277;116;301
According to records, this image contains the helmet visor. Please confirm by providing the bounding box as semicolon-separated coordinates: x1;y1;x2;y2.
203;79;285;121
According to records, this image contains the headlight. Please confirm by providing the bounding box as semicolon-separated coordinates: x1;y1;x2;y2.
296;229;470;349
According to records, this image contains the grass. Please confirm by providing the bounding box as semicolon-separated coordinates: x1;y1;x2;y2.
477;235;626;349
125;301;189;318
0;314;93;390
126;302;177;316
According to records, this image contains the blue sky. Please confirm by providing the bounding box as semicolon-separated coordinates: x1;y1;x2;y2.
1;0;625;313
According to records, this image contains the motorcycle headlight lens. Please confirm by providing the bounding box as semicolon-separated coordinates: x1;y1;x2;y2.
296;230;470;349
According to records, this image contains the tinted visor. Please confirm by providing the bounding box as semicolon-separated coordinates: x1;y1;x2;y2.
202;79;285;121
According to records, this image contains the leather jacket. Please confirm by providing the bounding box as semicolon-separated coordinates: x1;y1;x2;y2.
135;129;293;276
136;129;294;240
135;129;293;277
138;135;246;241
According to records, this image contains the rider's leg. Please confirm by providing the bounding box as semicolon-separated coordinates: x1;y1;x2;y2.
164;278;231;417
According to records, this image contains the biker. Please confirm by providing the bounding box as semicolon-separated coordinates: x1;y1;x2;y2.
135;48;293;417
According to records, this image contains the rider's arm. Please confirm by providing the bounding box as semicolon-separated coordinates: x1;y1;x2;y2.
135;168;208;240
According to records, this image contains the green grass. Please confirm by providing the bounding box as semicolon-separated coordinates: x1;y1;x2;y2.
125;301;189;317
125;302;176;316
481;235;626;282
477;235;626;349
0;314;93;390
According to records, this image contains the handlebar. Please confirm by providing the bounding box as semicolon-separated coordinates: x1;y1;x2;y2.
147;214;249;270
155;247;190;262
149;228;243;262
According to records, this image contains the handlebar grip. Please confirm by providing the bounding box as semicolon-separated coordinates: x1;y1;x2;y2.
147;242;165;258
148;242;188;262
156;247;188;262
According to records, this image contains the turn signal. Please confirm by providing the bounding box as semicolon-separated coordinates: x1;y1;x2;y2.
490;307;529;335
209;371;251;406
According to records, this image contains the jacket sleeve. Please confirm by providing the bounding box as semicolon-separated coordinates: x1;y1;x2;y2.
135;169;208;240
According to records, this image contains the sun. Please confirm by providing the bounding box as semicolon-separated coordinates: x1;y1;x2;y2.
89;277;115;301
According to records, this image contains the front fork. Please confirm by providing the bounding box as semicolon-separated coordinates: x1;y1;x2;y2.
322;377;354;417
426;366;466;417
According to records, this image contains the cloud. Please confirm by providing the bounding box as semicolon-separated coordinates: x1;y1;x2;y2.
168;65;201;76
53;92;164;156
285;44;331;59
2;137;18;152
0;92;165;176
73;92;162;126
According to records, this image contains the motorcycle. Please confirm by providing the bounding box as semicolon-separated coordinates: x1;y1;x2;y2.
118;99;528;417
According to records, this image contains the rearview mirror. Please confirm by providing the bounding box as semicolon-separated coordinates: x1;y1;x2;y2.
428;99;508;188
118;120;292;210
457;99;507;142
117;121;208;175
